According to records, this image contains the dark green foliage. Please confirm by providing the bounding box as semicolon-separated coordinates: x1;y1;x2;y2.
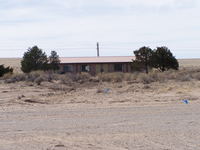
0;65;13;77
48;51;60;71
133;46;179;73
131;61;144;72
133;46;153;74
152;47;179;72
21;46;48;73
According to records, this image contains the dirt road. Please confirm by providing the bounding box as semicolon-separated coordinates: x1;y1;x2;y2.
0;103;200;150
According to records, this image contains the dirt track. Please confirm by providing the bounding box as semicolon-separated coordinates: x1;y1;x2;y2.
0;80;200;150
0;102;200;150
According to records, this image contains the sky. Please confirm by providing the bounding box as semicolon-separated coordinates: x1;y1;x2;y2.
0;0;200;58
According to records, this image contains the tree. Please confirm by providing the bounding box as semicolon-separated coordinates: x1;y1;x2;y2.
21;46;48;73
133;46;153;74
152;46;179;72
48;51;60;71
0;65;13;77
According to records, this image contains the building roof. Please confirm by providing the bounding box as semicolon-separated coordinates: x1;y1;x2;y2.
60;56;135;64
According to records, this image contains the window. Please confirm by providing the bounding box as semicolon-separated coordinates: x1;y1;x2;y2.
81;65;90;72
114;64;123;72
63;65;73;72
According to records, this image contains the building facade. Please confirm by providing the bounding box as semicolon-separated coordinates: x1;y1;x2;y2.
59;56;134;75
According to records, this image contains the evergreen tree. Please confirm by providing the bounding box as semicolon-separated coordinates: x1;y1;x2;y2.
49;51;60;71
152;46;179;72
133;46;153;74
21;46;48;73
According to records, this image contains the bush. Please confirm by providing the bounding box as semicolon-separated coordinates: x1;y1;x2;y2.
137;73;155;84
0;65;13;77
69;72;91;82
177;75;192;82
59;74;72;84
98;72;124;82
124;73;138;81
110;72;123;82
4;71;46;83
192;72;200;80
34;76;45;85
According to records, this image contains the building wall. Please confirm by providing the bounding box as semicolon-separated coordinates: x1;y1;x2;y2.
59;63;132;75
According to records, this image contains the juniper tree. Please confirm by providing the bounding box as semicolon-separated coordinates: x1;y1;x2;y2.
21;46;48;73
133;46;153;74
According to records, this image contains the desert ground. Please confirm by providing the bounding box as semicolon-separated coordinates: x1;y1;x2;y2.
0;58;200;150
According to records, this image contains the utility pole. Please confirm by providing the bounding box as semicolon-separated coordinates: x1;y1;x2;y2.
97;42;100;57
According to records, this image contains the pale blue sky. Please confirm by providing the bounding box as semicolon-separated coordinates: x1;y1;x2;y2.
0;0;200;58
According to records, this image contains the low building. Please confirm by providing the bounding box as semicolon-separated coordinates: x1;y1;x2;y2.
59;56;135;75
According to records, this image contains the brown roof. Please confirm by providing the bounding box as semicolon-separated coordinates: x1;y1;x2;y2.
60;56;135;64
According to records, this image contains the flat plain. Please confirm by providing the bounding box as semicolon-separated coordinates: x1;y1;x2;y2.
0;58;21;73
0;58;200;150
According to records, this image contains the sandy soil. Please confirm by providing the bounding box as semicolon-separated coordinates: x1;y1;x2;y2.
0;81;200;150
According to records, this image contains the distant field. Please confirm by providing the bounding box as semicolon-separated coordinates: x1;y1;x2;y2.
178;59;200;67
0;58;21;73
0;58;199;73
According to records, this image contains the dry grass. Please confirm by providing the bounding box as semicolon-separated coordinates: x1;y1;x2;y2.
97;68;200;84
2;71;93;86
1;58;200;86
1;67;200;86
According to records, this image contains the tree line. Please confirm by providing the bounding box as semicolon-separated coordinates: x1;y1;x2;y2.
0;46;60;77
0;45;178;77
133;46;179;74
21;46;60;73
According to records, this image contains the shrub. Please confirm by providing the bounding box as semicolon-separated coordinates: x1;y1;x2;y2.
26;71;42;82
177;75;192;82
3;67;200;85
137;73;155;84
2;72;13;79
98;72;124;82
34;76;45;85
192;72;200;80
0;65;13;77
59;74;72;84
98;73;112;82
124;73;138;81
4;71;45;83
69;72;91;82
4;73;26;83
111;72;124;82
49;84;75;91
